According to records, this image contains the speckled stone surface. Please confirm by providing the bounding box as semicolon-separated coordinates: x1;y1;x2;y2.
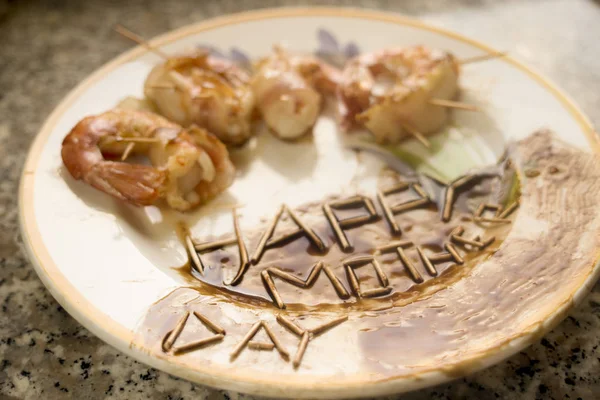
1;0;599;399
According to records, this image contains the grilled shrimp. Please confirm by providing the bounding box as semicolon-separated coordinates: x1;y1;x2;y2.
144;52;255;146
251;46;340;140
149;126;235;211
338;46;459;143
61;109;235;211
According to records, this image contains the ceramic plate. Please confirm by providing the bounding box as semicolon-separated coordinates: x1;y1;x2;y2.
19;7;600;399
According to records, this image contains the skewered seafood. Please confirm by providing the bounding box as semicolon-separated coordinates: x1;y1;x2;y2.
251;47;340;140
144;52;255;146
61;109;235;211
338;46;460;143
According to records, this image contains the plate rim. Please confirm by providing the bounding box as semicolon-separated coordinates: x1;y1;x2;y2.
18;6;600;398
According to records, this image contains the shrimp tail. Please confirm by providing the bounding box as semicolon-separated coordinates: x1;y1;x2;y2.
86;162;167;206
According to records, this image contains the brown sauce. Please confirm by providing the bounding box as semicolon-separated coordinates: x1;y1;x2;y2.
131;131;600;383
171;169;514;312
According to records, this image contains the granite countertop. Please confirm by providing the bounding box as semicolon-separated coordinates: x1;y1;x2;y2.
1;0;599;398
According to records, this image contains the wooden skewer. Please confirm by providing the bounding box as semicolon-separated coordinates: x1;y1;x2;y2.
265;228;304;249
186;235;204;275
323;203;352;252
248;341;275;351
284;206;326;252
309;315;348;336
339;215;373;228
481;236;496;248
162;312;190;352
441;186;455;223
376;240;413;253
276;315;305;337
371;259;389;287
120;142;135;161
345;265;361;297
172;334;224;355
230;321;262;360
451;234;485;248
391;198;430;214
429;253;454;263
344;256;374;267
228;209;250;286
322;266;351;299
293;332;310;368
475;216;512;224
459;51;508;65
251;205;284;264
396;247;424;283
474;203;503;218
330;195;364;208
261;270;285;309
429;99;480;112
498;201;519;219
147;85;179;90
194;237;237;252
233;209;249;268
114;24;169;59
193;311;225;335
114;136;161;143
267;267;306;288
412;183;429;199
377;190;401;236
452;174;477;189
363;198;377;215
450;225;465;236
262;323;289;360
402;124;431;148
442;174;476;222
382;182;410;196
305;260;325;286
361;286;392;298
445;242;464;265
416;246;438;276
474;203;486;218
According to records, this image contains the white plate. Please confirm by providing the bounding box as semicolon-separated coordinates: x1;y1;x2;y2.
19;7;600;399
